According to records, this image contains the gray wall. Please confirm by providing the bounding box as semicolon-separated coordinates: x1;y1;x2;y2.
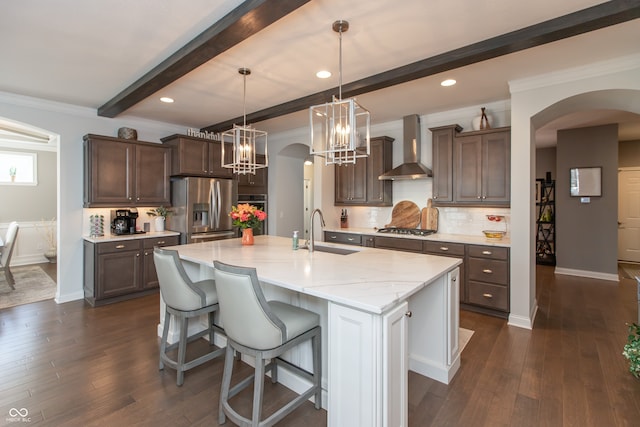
0;146;56;222
536;147;556;181
619;139;640;167
556;124;618;275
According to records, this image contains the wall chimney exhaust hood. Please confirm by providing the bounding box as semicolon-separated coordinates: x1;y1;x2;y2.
379;114;432;180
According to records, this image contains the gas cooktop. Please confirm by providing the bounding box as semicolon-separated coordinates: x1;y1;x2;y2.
377;227;437;236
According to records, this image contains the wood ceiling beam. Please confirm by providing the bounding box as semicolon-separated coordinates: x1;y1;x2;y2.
203;0;640;133
97;0;311;118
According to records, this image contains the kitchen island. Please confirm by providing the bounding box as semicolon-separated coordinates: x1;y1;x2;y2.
163;235;461;426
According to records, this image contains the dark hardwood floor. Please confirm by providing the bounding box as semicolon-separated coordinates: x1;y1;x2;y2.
1;265;639;426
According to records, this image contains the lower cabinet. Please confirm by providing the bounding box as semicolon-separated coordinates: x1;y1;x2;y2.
465;245;509;315
326;230;510;317
84;235;179;306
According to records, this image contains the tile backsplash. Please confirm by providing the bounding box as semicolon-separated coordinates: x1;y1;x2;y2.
329;205;510;237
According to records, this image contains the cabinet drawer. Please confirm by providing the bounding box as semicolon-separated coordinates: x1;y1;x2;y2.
324;232;362;246
467;258;508;285
423;241;465;256
97;240;141;254
374;236;423;253
468;281;508;311
467;245;508;260
143;235;180;249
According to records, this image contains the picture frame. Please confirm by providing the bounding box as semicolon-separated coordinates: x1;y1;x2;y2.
570;167;602;197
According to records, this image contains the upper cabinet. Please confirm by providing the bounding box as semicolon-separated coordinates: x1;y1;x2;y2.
83;134;171;207
431;125;510;207
161;134;233;178
335;136;394;206
237;154;268;194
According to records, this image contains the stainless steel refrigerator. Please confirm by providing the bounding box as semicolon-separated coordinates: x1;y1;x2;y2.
170;177;238;244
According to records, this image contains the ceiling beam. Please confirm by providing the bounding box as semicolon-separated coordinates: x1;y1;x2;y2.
97;0;311;118
203;0;640;133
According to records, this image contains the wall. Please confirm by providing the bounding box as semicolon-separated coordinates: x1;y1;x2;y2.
0;91;184;302
536;147;556;181
619;140;640;167
0;146;56;221
556;124;618;276
509;53;640;329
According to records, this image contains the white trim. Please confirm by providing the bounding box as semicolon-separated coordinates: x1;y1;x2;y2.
509;53;640;93
554;267;619;282
508;300;537;330
56;291;85;304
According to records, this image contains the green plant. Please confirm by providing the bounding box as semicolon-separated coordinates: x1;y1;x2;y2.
147;206;173;218
9;166;16;177
623;322;640;379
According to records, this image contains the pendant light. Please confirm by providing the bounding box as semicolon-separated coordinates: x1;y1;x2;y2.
309;20;370;165
221;68;268;175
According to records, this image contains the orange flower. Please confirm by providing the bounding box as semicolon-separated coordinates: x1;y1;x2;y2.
229;204;267;229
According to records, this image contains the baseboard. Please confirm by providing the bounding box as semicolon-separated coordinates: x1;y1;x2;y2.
408;352;459;385
56;290;84;304
554;267;619;282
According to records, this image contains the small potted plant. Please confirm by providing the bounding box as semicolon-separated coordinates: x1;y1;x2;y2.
9;166;16;182
623;322;640;379
147;206;173;232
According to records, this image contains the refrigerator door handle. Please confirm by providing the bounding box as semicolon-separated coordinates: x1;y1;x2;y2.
209;181;216;229
215;180;222;228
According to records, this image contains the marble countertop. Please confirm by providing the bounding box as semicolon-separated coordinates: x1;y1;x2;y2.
166;235;461;315
325;227;511;247
83;230;180;243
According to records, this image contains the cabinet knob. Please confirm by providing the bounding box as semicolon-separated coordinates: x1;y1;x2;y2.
136;253;140;257
482;293;493;299
482;250;492;255
477;196;482;199
136;197;140;201
483;269;493;274
405;311;412;317
157;240;165;244
452;277;457;281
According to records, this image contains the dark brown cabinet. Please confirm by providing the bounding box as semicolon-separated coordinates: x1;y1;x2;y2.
324;231;362;246
323;230;510;317
430;125;510;207
423;241;466;303
83;235;179;306
454;129;510;204
83;135;171;207
161;134;233;178
335;136;393;206
430;125;462;203
237;154;268;194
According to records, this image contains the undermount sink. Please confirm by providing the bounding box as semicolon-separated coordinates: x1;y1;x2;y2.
309;245;359;255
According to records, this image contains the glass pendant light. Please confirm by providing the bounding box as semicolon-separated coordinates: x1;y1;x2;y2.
221;67;268;175
309;20;370;165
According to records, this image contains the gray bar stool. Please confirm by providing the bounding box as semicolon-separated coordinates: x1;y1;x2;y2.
213;260;322;426
154;247;225;386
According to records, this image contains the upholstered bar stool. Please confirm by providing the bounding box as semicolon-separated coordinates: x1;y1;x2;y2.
213;261;322;427
154;247;225;386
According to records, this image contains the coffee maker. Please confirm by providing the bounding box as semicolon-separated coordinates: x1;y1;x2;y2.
111;209;139;235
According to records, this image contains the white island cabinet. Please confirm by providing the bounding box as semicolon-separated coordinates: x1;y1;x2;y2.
163;235;461;426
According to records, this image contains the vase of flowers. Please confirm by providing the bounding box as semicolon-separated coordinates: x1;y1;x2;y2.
147;206;173;232
229;204;267;246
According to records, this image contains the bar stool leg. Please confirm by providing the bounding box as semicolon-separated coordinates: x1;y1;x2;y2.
176;315;189;386
159;308;171;370
219;345;235;424
252;353;265;426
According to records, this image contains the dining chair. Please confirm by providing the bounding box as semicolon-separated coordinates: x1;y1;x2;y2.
154;247;225;386
0;222;19;289
213;260;322;426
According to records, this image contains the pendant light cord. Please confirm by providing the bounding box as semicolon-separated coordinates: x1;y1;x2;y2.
338;26;343;101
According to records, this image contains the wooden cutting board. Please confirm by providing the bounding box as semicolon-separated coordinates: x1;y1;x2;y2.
385;200;420;228
421;198;439;231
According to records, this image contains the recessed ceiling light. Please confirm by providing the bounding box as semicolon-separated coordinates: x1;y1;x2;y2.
441;79;456;87
160;97;174;103
316;70;332;79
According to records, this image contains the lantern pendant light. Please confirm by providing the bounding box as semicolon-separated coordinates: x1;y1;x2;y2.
221;67;268;175
309;20;370;166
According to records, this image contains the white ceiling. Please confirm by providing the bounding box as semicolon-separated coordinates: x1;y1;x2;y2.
1;0;639;146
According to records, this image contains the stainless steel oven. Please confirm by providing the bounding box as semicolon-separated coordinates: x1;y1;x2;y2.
237;194;268;236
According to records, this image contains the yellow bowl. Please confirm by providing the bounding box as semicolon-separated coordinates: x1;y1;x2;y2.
483;230;506;239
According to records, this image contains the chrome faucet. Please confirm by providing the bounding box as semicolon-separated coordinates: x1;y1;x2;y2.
306;208;325;252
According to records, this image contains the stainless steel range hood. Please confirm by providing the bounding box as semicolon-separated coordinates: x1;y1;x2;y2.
378;114;433;180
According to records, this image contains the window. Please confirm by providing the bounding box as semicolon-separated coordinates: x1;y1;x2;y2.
0;151;37;185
